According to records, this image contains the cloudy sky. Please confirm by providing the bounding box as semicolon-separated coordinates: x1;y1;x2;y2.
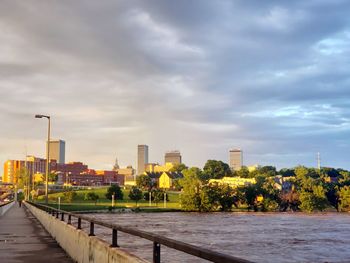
0;0;349;171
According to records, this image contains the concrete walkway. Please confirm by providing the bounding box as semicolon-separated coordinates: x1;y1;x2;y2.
0;203;73;263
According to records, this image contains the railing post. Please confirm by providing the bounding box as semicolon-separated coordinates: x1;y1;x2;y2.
61;212;64;221
56;211;59;219
77;218;81;229
68;214;72;225
111;229;118;247
153;242;160;263
89;222;95;236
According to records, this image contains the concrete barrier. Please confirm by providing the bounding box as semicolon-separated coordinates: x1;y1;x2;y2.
25;203;149;263
0;201;15;216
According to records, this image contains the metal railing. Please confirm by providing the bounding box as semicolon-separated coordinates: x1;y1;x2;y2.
26;201;253;263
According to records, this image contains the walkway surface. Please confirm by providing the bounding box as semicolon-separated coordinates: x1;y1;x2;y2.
0;204;73;263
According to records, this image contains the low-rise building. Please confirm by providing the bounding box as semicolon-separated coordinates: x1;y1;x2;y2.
209;177;256;188
145;162;174;173
143;171;183;189
116;166;135;186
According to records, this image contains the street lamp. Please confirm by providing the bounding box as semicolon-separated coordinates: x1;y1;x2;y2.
35;114;50;204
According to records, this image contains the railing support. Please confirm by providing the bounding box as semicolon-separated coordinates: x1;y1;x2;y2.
56;211;59;219
89;222;95;236
61;212;64;221
68;214;71;225
153;242;160;263
77;218;81;229
111;229;118;247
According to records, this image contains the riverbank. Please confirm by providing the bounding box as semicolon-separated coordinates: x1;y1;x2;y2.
44;202;183;213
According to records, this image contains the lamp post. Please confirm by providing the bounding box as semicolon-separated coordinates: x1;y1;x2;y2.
35;114;50;204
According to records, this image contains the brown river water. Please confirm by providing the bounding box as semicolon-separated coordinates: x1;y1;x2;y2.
81;212;350;263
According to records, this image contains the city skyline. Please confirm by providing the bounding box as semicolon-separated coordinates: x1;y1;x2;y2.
0;1;349;170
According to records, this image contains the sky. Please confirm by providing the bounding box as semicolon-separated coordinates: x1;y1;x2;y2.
0;0;349;171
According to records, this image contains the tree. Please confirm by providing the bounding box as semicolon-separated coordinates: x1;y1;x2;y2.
338;171;350;186
325;183;339;211
234;166;250;178
295;166;320;191
170;163;188;173
202;160;232;180
279;190;300;211
136;174;151;190
199;184;221;212
279;168;295;177
105;184;123;200
63;191;77;203
258;166;277;177
299;185;328;212
16;167;29;189
129;186;143;206
153;189;167;206
242;185;259;211
320;167;340;179
48;172;58;183
172;178;182;191
338;186;350;212
84;192;99;205
179;167;203;211
217;184;236;211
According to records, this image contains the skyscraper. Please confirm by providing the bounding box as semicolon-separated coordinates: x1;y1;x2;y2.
229;149;242;171
137;145;148;175
164;151;182;165
48;140;65;164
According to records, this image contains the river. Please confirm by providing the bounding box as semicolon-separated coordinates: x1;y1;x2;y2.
84;212;350;263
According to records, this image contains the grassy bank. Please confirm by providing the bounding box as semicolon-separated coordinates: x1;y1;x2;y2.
38;187;182;212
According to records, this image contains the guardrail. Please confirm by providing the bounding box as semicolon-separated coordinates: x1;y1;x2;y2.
27;202;253;263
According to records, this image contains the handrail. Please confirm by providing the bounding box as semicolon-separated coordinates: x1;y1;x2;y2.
26;201;253;263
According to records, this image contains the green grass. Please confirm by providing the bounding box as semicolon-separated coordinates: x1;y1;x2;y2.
37;187;181;212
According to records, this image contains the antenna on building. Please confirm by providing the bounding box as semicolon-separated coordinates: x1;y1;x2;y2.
317;152;321;170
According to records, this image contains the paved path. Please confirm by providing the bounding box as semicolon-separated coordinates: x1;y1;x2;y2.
0;203;72;263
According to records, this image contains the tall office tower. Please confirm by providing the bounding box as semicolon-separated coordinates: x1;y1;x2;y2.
48;140;66;164
164;151;182;165
3;160;24;184
137;145;149;175
229;149;243;171
3;157;49;184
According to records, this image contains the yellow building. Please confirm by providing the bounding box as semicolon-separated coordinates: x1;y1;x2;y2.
145;163;174;173
209;177;256;188
144;171;183;189
3;160;24;184
159;172;171;189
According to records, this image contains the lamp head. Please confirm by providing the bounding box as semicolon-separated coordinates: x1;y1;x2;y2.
35;114;50;119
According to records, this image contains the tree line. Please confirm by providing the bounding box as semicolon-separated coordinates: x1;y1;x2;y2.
178;160;350;212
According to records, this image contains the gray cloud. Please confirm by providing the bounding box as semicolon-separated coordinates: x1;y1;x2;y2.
0;0;349;170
